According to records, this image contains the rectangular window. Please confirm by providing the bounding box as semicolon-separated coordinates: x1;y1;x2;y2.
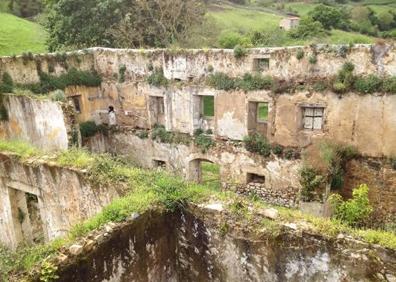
202;96;214;117
257;102;268;122
303;107;324;130
253;58;270;72
246;173;265;184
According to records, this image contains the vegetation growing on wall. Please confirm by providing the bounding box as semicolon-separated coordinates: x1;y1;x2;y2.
300;141;358;202
151;124;190;145
79;121;107;139
0;138;395;281
205;64;396;95
147;68;169;88
300;165;325;201
20;68;102;94
329;184;373;227
243;133;271;157
333;62;396;95
207;72;273;92
118;64;126;83
194;129;215;153
0;73;13;121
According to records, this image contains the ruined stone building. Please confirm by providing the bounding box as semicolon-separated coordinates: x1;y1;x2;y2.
0;44;396;249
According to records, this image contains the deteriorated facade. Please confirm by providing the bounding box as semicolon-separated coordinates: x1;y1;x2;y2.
0;45;395;230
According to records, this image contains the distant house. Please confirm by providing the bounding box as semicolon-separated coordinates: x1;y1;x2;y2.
279;17;300;31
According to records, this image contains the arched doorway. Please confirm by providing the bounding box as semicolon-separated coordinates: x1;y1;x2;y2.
188;158;221;190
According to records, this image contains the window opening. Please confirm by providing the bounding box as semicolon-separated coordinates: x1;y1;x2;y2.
303;107;324;130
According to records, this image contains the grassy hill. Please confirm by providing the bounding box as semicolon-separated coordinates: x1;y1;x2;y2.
0;13;47;56
206;2;375;47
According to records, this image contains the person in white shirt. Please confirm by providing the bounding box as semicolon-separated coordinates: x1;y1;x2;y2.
108;106;117;126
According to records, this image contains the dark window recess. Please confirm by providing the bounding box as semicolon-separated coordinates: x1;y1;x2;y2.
253;58;270;72
247;173;265;184
153;159;166;168
302;107;324;130
72;96;81;113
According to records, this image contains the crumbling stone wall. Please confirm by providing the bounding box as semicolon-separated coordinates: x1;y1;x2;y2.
0;95;71;150
49;207;396;282
343;158;396;225
1;45;396;157
237;183;298;208
0;153;120;250
87;131;302;207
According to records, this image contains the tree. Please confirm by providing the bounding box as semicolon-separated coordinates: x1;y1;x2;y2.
288;17;326;39
308;4;350;30
377;11;394;31
351;6;370;23
110;0;206;48
5;0;42;17
46;0;126;51
46;0;206;51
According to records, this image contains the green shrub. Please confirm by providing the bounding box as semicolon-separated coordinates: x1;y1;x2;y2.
79;121;106;138
0;104;8;121
285;148;295;160
39;260;59;282
137;130;149;139
0;73;14;93
207;72;272;92
354;75;383;94
300;166;324;201
308;55;317;64
332;82;347;94
243;133;271;157
288;17;326;39
233;45;247;59
337;45;350;58
207;72;235;91
49;90;66;102
147;68;169;88
218;32;244;49
194;133;215;153
296;49;305;60
382;77;396;94
329;184;373;227
193;128;204;137
151;124;173;143
272;144;283;156
26;68;102;94
333;62;355;93
236;73;273;91
312;81;328;92
118;65;127;83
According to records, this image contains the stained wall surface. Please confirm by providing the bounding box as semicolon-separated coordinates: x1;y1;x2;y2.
0;153;120;249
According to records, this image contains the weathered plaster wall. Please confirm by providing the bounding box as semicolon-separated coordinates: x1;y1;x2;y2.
0;95;70;150
1;45;395;157
272;91;396;157
60;81;396;157
88;131;302;205
52;208;396;282
3;45;394;84
0;153;120;249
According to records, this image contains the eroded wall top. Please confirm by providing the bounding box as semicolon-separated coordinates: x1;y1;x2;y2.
1;44;395;84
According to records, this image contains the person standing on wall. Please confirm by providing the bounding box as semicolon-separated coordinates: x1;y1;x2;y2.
108;106;117;126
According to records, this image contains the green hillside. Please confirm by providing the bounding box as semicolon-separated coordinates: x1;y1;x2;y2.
207;3;375;47
0;13;47;56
